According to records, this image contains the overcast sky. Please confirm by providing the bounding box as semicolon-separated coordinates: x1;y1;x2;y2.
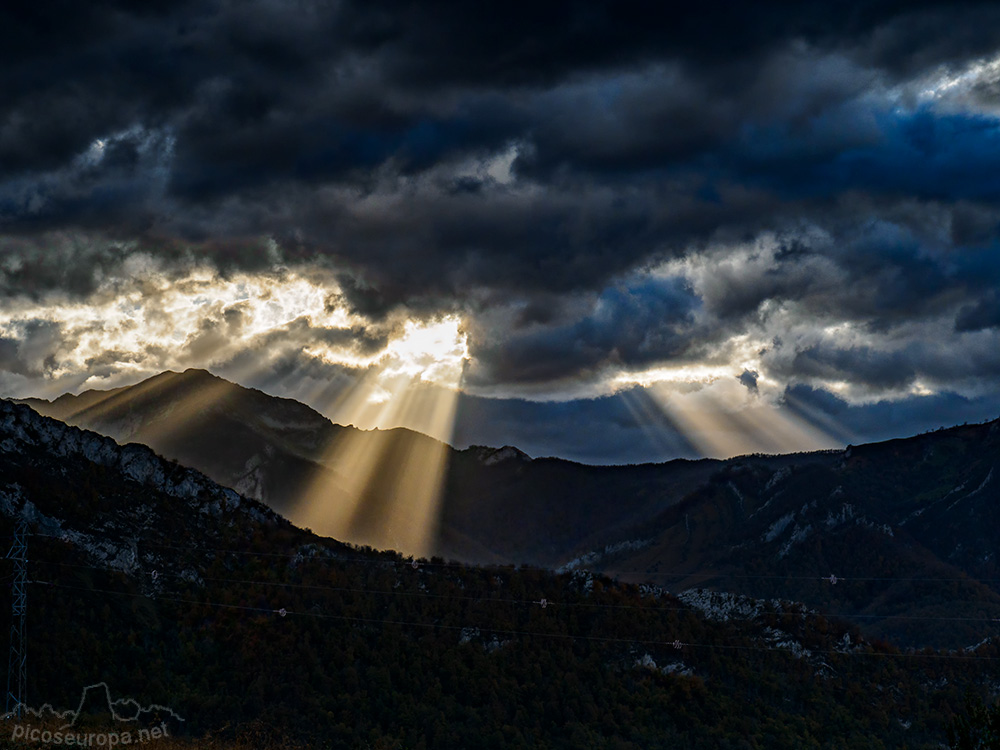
3;1;1000;463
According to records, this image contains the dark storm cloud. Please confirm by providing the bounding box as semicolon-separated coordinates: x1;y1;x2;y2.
765;325;1000;399
338;1;1000;87
814;221;968;324
271;173;769;316
791;344;918;391
684;211;1000;335
0;233;134;298
2;319;64;377
3;0;1000;419
466;276;701;386
3;1;999;226
728;108;1000;202
956;291;1000;332
0;338;24;375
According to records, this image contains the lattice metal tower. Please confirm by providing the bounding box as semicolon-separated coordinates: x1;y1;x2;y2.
5;516;26;718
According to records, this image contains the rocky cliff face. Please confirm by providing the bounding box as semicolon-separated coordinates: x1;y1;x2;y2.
0;398;320;585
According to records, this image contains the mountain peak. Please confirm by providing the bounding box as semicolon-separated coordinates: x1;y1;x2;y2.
180;367;219;379
469;444;532;466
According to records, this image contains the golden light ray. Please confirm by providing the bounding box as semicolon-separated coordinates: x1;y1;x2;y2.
61;384;131;422
288;316;467;557
66;370;236;446
347;383;459;555
736;400;838;455
781;390;859;446
617;387;699;460
291;367;412;541
651;386;751;459
639;376;840;460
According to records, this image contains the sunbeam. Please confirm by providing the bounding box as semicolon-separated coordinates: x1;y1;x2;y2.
51;369;240;456
617;386;701;460
289;316;468;556
617;366;842;460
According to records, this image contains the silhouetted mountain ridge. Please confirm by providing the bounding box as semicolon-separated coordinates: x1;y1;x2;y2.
20;369;737;562
19;370;1000;647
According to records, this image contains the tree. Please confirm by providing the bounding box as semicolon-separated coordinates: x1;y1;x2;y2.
949;696;1000;750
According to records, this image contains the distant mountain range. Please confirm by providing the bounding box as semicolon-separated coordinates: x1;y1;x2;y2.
18;369;1000;647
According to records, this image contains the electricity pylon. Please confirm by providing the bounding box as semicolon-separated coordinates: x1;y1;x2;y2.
5;517;27;718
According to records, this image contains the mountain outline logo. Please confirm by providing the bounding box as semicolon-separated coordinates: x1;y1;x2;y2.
14;682;184;730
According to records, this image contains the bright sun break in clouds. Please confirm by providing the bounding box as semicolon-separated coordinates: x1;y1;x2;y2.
0;267;345;380
295;313;469;558
0;266;470;436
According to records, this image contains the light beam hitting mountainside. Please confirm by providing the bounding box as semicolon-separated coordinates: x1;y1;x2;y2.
293;318;468;556
16;314;471;558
